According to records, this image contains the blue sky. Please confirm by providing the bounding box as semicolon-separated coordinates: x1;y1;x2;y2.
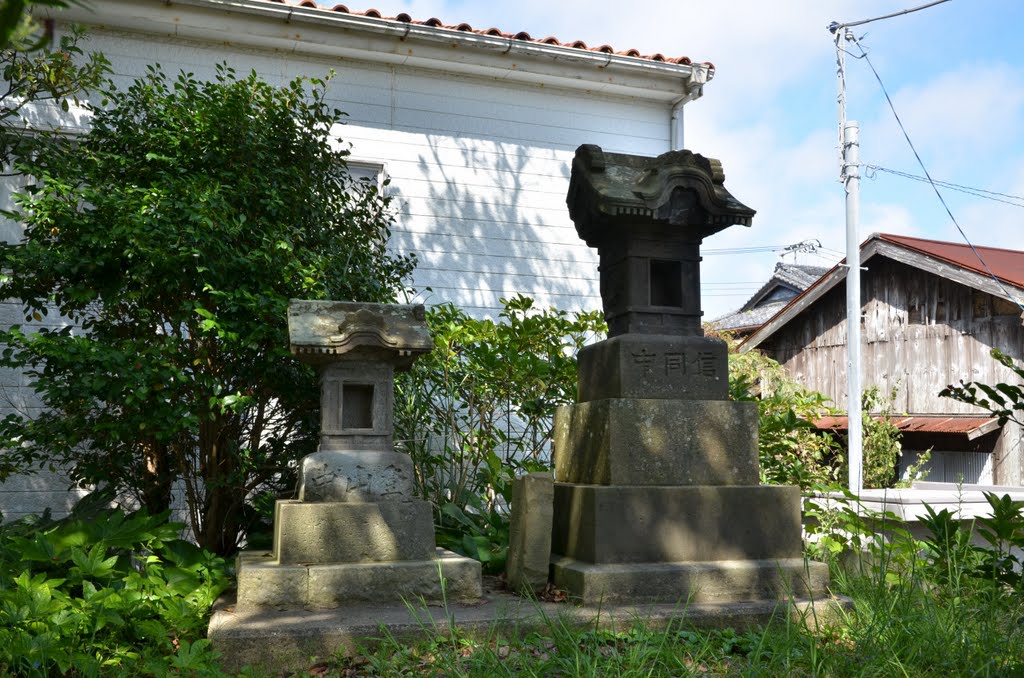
379;0;1024;317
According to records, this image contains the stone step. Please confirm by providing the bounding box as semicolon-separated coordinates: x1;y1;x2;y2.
551;484;803;563
550;556;831;605
235;548;482;611
272;498;435;564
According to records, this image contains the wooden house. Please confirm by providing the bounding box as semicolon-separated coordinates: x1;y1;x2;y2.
741;233;1024;486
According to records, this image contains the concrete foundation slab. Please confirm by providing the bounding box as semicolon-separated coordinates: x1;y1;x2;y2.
271;499;435;564
552;399;758;486
235;548;481;611
551;484;802;563
550;556;831;605
209;575;847;674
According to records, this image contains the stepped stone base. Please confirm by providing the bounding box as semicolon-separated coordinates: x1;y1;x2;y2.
272;499;435;564
235;548;482;611
550;556;830;605
553;399;758;486
551;483;803;563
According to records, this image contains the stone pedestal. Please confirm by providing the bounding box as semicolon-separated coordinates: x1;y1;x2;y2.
550;145;830;605
232;302;482;612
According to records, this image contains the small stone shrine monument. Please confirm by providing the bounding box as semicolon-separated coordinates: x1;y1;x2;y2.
550;145;829;604
234;301;481;610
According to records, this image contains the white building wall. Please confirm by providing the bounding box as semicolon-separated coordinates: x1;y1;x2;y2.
0;21;675;520
79;27;671;316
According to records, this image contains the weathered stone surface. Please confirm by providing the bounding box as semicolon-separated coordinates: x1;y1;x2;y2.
553;399;758;486
565;145;755;337
318;363;394;451
272;499;434;564
549;556;830;605
506;472;554;594
234;549;481;611
297;450;416;502
577;334;728;402
550;484;802;564
210;581;849;674
288;300;432;369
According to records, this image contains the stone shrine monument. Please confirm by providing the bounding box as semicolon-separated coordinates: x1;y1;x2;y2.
234;301;481;610
550;145;829;604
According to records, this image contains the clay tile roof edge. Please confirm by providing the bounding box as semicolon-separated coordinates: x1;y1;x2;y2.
260;1;701;68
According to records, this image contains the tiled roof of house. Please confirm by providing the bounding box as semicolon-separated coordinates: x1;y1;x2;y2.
878;233;1024;289
270;1;709;68
710;300;790;334
768;263;830;296
710;262;828;333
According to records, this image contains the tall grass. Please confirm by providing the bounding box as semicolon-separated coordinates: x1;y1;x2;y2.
319;492;1024;677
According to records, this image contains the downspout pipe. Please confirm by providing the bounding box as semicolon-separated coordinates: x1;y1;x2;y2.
670;62;714;150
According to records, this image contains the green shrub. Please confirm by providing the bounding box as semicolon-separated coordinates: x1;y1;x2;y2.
394;296;604;572
0;507;229;675
0;64;414;555
942;346;1024;427
723;335;843;489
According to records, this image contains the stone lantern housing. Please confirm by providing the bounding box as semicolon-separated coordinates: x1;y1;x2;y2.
551;145;830;604
566;144;754;338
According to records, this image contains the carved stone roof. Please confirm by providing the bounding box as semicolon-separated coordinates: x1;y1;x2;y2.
566;145;755;246
287;300;433;367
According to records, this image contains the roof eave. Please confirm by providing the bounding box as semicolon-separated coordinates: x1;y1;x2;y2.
53;0;709;101
740;233;1024;352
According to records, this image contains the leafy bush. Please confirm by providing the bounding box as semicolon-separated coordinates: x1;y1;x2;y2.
805;490;1024;674
941;346;1024;427
0;507;229;675
724;336;843;489
858;385;903;488
1;25;110;165
0;64;414;554
394;296;604;572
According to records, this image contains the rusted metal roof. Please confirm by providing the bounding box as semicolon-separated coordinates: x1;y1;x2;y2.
878;233;1024;290
268;1;709;68
814;415;1001;441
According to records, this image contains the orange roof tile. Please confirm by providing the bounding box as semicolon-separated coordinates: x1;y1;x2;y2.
269;1;710;69
877;233;1024;289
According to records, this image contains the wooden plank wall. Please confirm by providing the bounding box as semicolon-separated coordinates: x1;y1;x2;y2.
760;257;1024;484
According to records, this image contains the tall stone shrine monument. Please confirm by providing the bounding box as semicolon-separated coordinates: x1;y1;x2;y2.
550;144;830;605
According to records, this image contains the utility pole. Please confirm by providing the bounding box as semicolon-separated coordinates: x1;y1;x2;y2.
830;1;952;494
844;121;863;494
835;26;863;494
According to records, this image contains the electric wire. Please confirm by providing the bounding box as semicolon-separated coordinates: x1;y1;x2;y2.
865;165;1024;208
845;31;1024;313
828;0;952;32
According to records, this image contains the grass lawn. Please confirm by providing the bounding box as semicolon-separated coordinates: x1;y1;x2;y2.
265;560;1024;677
